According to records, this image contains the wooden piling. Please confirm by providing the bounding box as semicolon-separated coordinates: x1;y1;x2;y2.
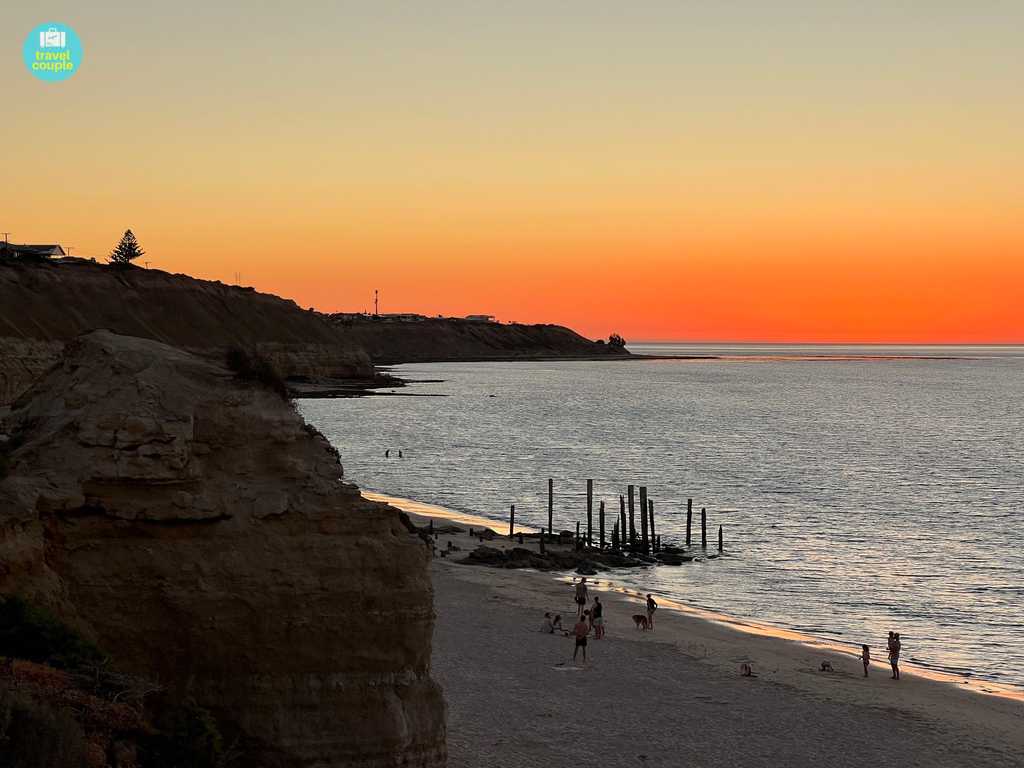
509;504;515;539
547;478;553;541
575;520;581;550
639;486;649;553
627;485;636;548
619;496;626;549
718;524;723;552
611;521;620;550
701;507;707;549
686;498;693;546
648;499;656;553
599;500;606;549
586;479;593;549
540;527;546;554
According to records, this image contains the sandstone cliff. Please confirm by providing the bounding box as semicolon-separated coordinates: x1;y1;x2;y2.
0;331;446;766
0;259;373;405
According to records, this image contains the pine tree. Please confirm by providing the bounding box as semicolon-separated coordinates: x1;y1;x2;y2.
109;229;145;265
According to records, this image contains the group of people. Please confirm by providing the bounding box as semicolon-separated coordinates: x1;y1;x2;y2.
538;577;659;665
860;631;901;679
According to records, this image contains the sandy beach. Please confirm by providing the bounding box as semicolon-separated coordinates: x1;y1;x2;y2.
384;496;1024;768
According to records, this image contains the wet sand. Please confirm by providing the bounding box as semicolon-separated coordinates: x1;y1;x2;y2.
381;495;1024;767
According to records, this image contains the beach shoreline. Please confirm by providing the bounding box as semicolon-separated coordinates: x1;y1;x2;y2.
370;489;1024;708
417;517;1024;767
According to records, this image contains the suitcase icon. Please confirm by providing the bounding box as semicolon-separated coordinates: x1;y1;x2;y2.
40;27;66;48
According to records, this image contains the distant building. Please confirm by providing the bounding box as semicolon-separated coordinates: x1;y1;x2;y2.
0;242;66;259
464;314;496;322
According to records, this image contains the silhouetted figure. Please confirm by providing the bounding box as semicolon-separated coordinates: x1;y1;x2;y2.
574;578;589;616
591;596;604;639
646;594;658;630
385;449;390;458
889;633;901;680
861;644;871;677
573;612;590;665
398;450;403;458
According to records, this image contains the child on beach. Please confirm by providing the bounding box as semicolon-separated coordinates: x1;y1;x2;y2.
541;612;554;634
573;611;591;665
552;614;565;635
591;596;604;639
861;645;870;677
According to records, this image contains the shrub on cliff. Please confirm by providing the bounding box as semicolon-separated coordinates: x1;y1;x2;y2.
224;345;288;399
0;597;103;672
608;333;627;349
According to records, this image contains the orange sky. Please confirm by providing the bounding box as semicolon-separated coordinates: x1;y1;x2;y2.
2;3;1022;342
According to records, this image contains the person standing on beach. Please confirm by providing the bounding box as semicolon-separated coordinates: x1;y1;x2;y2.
574;578;589;617
573;612;591;665
889;633;901;680
861;645;871;677
646;594;658;631
591;596;604;639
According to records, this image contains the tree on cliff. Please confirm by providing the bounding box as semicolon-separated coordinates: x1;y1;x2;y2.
108;230;145;265
608;333;627;349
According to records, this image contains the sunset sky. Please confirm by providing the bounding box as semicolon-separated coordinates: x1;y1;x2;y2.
3;2;1022;342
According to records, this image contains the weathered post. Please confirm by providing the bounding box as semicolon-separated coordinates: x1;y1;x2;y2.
627;485;636;549
540;527;546;554
548;478;553;542
686;498;693;547
619;496;627;549
599;500;606;549
509;504;515;539
586;479;593;549
639;486;649;553
701;507;707;549
575;520;581;550
611;521;620;550
648;499;656;553
429;518;434;536
718;524;723;552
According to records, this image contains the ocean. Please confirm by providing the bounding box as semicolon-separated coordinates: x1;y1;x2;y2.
299;344;1024;691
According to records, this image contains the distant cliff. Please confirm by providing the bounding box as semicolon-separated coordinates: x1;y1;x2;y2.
331;315;627;364
0;331;447;766
0;259;626;405
0;259;373;405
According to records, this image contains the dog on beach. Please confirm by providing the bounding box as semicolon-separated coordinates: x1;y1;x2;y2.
632;614;650;631
820;661;834;672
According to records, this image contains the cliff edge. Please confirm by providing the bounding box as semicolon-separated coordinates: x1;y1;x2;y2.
0;330;446;766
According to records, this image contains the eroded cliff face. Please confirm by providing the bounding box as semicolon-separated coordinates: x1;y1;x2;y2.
0;331;446;767
0;259;374;405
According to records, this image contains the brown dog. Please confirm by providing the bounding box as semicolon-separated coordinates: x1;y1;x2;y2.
632;614;650;631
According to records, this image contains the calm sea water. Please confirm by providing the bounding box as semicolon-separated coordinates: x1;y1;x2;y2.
299;344;1024;690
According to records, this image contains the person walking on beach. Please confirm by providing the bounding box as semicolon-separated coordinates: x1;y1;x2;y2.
646;594;658;631
889;633;901;680
861;644;871;678
573;611;591;665
574;578;589;617
591;596;604;639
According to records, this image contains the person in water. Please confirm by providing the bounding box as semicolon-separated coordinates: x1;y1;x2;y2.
889;633;901;680
573;611;591;665
861;644;871;677
574;578;589;616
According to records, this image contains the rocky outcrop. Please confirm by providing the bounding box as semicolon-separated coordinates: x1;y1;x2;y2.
0;259;373;405
0;331;446;766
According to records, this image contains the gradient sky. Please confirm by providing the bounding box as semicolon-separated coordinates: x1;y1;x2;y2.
3;2;1022;341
